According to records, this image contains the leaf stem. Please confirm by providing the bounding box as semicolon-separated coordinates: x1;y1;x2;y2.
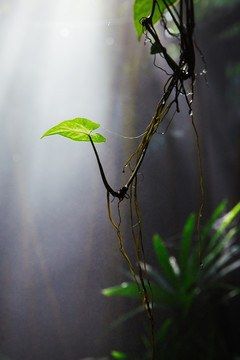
89;135;149;200
88;135;120;198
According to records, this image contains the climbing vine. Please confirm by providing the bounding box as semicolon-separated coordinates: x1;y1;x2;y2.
41;1;205;359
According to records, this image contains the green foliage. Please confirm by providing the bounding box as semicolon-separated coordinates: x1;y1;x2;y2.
102;282;139;298
102;201;240;359
133;0;167;40
111;351;127;359
103;201;240;303
41;118;106;143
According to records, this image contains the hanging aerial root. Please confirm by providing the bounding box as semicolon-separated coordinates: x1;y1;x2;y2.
129;179;155;358
107;191;151;315
129;181;154;317
105;3;204;360
124;75;177;170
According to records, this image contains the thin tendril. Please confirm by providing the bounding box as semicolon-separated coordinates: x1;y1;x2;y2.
130;179;155;359
103;127;146;140
107;191;148;309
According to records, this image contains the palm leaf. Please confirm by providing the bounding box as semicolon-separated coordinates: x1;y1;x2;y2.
139;262;174;292
191;201;227;269
179;213;196;281
204;245;240;280
153;234;178;287
205;202;240;254
201;200;227;242
204;227;239;268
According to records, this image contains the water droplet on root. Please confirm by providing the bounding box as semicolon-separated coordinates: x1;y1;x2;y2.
200;69;207;76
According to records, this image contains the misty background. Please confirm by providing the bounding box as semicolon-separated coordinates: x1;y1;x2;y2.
0;0;240;359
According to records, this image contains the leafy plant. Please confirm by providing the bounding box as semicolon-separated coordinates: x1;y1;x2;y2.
41;1;228;359
103;201;240;359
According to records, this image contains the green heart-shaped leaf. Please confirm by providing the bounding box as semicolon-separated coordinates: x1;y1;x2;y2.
41;118;106;143
133;0;168;40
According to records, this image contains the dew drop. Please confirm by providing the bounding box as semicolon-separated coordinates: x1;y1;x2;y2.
200;68;207;76
189;110;193;116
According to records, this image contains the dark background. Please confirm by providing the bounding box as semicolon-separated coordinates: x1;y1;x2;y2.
0;0;240;359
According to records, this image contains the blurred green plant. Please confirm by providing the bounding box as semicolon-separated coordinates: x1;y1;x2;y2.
111;351;127;359
103;201;240;359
